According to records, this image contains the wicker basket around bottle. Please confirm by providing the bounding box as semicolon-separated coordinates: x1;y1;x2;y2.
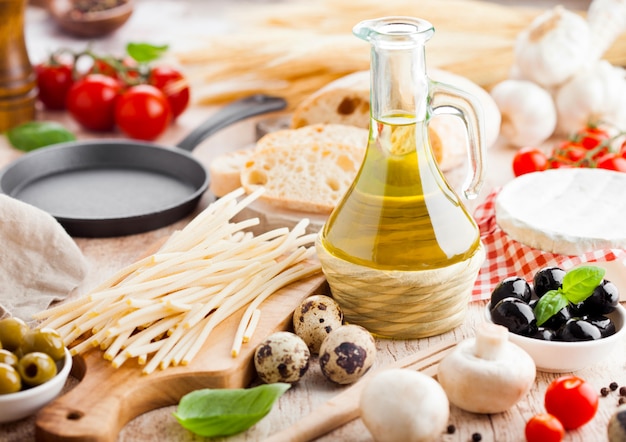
315;235;485;339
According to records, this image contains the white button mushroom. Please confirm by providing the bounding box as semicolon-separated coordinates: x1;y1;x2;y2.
359;368;450;442
293;294;343;354
437;322;536;414
254;331;310;384
319;324;376;385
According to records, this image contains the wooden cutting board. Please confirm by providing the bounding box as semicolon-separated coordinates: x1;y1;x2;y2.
35;270;327;442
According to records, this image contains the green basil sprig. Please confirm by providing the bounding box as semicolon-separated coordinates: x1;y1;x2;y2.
126;42;169;63
173;383;290;437
534;265;606;326
6;121;75;152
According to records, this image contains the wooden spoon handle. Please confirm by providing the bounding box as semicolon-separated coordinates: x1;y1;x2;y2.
266;340;456;442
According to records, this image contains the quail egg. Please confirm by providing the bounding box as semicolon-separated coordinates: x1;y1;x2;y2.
319;324;376;385
254;331;310;384
293;295;343;354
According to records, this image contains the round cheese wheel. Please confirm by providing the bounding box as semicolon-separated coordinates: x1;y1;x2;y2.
495;168;626;256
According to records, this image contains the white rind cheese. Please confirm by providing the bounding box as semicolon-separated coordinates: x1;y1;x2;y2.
495;168;626;256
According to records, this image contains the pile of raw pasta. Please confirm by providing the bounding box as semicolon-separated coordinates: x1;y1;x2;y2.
33;188;321;374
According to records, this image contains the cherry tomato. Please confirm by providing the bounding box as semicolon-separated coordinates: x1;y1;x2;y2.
596;153;626;172
66;74;121;132
148;66;190;119
544;375;598;430
114;85;172;140
35;63;74;110
577;126;610;150
525;414;564;442
512;147;548;177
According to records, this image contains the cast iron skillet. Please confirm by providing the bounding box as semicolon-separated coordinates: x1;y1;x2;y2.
0;94;287;237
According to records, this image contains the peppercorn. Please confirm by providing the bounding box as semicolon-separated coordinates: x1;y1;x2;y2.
602;387;611;396
610;382;619;391
620;397;626;406
620;386;626;396
472;433;482;442
447;424;456;434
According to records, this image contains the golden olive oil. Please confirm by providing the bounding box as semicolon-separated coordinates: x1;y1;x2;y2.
321;114;481;270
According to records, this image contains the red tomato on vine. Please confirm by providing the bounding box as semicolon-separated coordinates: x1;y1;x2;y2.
66;74;121;132
148;66;190;119
35;62;75;110
512;147;548;177
114;84;172;140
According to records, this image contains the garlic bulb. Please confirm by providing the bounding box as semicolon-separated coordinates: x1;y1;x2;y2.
587;0;626;60
490;79;557;147
555;60;626;134
514;6;591;88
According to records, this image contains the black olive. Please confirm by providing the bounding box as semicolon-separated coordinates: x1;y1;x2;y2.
541;305;572;330
490;276;532;307
556;318;602;342
579;280;620;315
528;327;557;341
490;297;537;336
533;266;566;298
584;315;616;337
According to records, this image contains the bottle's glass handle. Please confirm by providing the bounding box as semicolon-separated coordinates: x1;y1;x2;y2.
429;80;486;200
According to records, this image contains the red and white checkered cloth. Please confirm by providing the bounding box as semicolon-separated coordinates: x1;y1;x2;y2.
470;188;626;302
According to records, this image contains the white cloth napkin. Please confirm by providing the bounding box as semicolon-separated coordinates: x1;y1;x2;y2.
0;195;88;323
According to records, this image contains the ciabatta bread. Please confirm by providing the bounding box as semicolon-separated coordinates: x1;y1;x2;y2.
240;141;364;214
209;149;252;197
291;69;501;171
210;124;368;198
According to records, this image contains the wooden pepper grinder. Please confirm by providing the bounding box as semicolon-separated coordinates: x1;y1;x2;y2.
0;0;37;132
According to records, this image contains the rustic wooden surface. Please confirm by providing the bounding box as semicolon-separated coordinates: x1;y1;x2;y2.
1;0;625;441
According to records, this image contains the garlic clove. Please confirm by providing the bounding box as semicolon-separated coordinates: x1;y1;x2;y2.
514;5;591;88
490;79;557;147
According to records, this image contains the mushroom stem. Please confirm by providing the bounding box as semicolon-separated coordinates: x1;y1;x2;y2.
474;323;509;361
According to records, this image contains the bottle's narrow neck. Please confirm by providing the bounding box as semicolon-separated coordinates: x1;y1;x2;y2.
370;43;429;123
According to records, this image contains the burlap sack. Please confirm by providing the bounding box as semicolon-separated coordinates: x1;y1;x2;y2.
0;195;88;322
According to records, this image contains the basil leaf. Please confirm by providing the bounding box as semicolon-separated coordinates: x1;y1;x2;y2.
6;121;75;152
534;290;569;327
561;265;606;304
173;383;290;437
126;42;169;63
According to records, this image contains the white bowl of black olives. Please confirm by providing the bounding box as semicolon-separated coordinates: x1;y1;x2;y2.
0;318;72;423
485;265;626;373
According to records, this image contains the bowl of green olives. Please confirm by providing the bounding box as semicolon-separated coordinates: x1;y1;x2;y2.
0;318;72;423
485;265;626;373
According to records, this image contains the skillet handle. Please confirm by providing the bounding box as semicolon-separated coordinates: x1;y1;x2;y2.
176;94;287;152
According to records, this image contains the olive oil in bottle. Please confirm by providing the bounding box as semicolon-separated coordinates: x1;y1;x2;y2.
321;113;481;271
316;16;487;339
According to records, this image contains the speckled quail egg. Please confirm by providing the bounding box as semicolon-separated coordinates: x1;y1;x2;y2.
254;331;310;384
293;295;343;354
319;324;377;385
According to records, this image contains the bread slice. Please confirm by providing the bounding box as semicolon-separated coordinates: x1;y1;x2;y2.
240;142;364;214
209;123;368;198
291;71;371;129
209;148;253;197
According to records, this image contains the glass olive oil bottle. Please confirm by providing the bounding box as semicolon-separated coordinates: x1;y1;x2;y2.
316;16;486;338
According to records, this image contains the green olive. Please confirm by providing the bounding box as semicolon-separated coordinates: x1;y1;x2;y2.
0;317;29;352
21;328;65;362
17;352;57;387
0;349;18;367
0;362;22;394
